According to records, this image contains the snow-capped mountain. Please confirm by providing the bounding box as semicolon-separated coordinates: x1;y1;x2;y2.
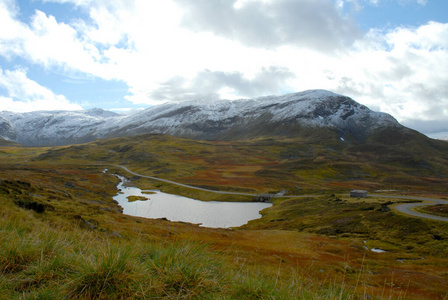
0;116;16;141
0;90;401;146
110;90;399;141
0;108;121;146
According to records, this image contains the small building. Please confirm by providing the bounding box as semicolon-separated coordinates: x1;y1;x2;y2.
350;190;368;198
253;194;272;202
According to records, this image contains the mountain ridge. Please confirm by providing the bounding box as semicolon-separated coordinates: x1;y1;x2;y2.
0;90;413;146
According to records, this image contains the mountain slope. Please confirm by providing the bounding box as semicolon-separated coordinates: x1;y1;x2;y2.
109;90;399;142
0;108;121;146
0;90;413;146
0;116;16;141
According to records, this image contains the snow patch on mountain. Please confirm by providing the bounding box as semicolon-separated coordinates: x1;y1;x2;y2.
0;108;123;146
0;90;400;146
0;116;16;141
113;89;398;138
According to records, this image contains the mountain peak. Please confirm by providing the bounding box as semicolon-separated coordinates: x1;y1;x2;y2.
0;90;402;146
256;89;341;101
85;108;120;118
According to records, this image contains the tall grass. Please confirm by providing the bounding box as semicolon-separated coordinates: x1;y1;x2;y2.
140;241;222;298
1;195;404;299
69;244;139;299
0;204;223;299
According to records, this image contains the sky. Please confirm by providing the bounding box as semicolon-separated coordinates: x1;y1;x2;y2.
0;0;447;138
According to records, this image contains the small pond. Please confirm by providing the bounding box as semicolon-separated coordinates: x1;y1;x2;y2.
113;175;272;228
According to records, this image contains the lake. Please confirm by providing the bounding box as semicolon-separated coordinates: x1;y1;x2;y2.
113;175;272;228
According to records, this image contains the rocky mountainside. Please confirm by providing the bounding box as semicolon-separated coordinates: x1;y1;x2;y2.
0;90;407;146
0;116;16;141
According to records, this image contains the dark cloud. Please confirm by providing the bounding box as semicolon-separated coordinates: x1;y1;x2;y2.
150;66;295;101
174;0;360;52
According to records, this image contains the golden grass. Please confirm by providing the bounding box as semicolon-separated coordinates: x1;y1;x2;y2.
1;135;448;299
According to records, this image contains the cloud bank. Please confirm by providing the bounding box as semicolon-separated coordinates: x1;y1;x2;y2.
176;0;360;51
0;0;447;136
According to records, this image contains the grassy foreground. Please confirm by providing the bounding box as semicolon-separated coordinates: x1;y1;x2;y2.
1;135;448;299
0;177;361;299
1;208;285;299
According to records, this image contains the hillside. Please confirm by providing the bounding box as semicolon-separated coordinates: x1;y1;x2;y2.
1;89;448;298
1;137;448;299
35;132;448;195
0;137;19;147
1;90;401;146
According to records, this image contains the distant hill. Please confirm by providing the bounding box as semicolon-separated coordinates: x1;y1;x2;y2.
0;137;19;147
0;108;120;146
1;90;404;146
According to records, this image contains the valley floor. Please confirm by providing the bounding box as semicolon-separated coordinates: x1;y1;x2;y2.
116;163;448;223
1;142;448;299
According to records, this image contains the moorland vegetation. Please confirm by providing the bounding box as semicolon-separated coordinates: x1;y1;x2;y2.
1;134;448;299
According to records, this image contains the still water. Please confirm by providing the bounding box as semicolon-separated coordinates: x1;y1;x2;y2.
113;175;272;228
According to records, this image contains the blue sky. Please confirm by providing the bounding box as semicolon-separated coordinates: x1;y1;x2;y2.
353;0;447;30
0;0;448;137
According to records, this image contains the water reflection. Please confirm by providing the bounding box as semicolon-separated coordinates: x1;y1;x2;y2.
113;175;272;228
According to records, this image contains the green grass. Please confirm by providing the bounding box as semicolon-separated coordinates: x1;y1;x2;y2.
127;195;149;202
1;134;448;299
0;201;221;299
31;134;448;195
242;194;448;257
1;195;372;299
416;204;448;218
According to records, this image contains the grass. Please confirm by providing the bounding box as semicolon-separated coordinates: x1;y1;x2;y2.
0;199;223;299
416;204;448;218
1;134;448;299
242;194;448;254
1;194;380;299
30;134;448;195
127;195;149;202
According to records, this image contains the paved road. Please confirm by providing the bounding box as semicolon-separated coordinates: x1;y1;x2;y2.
371;194;448;222
115;165;448;221
116;165;258;197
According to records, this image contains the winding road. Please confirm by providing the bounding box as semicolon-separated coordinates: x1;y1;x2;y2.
114;165;448;222
372;195;448;222
116;165;318;198
117;165;259;197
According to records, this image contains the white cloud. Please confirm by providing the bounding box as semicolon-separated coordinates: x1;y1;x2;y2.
146;66;295;102
0;3;112;79
0;0;27;58
0;0;447;136
0;68;83;112
2;0;357;106
175;0;360;51
26;11;96;70
326;22;448;130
